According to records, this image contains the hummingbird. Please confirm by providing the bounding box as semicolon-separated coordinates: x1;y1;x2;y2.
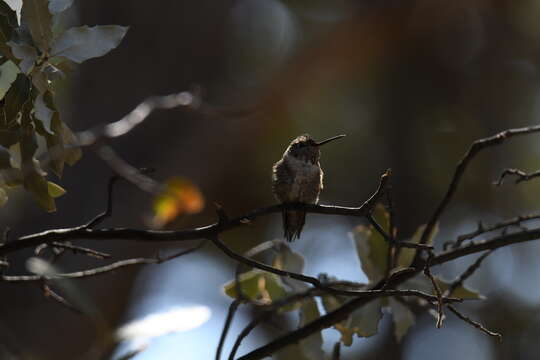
272;134;346;242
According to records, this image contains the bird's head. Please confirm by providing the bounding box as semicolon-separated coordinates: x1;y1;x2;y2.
284;134;345;164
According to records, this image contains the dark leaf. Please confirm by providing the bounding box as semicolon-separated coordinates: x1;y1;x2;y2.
33;90;54;133
0;2;18;27
8;41;37;74
388;298;415;342
18;103;57;211
0;15;15;62
29;64;49;92
21;0;53;52
51;25;128;63
33;89;81;176
0;144;10;168
322;293;383;345
298;298;324;360
4;73;30;123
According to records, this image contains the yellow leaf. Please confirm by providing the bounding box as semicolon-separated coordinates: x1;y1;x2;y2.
152;177;204;227
47;181;66;198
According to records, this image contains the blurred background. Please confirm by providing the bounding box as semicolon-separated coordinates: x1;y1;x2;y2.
3;0;540;359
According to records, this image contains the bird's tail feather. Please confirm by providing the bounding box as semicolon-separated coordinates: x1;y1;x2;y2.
282;209;306;242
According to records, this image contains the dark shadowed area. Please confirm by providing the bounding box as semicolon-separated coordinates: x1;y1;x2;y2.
2;0;540;359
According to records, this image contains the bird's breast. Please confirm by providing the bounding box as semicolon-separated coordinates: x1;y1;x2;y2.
286;156;322;203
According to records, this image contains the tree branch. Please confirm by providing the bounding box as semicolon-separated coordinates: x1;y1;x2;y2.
494;168;540;186
1;241;205;282
444;213;540;250
447;305;502;341
0;171;389;257
419;125;540;247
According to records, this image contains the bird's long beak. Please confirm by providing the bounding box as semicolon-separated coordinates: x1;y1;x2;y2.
315;134;346;146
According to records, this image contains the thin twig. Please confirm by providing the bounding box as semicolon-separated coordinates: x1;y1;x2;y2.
445;250;494;297
37;242;111;259
423;253;444;328
229;312;271;360
385;175;397;276
216;300;241;360
85;176;121;228
2;241;205;282
332;342;341;360
95;146;161;194
42;283;84;315
368;214;432;250
494;168;540;186
445;213;540;250
447;305;502;341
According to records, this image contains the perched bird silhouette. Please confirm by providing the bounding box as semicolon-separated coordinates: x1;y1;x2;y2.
272;134;345;241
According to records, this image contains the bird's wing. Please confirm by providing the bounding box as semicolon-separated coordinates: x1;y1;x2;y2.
272;159;293;202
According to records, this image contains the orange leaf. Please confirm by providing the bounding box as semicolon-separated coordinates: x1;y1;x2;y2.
152;177;204;228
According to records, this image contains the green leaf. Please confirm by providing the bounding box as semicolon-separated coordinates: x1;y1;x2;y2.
47;181;65;197
352;204;391;283
0;60;19;100
24;170;55;211
352;225;389;284
18;105;57;212
298;298;324;360
322;292;383;346
272;244;307;292
436;278;484;300
396;223;439;269
59;121;81;165
388;298;415;342
33;91;81;176
21;0;53;52
49;0;74;14
348;298;383;338
223;269;288;304
51;25;128;63
399;274;484;300
8;41;37;74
